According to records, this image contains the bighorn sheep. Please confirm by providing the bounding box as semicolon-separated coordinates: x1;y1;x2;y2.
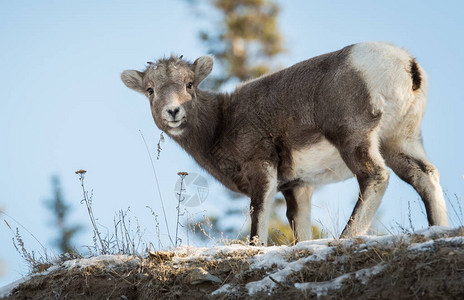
121;41;448;245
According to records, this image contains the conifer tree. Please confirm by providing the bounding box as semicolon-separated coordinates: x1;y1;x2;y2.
194;0;284;88
45;176;81;254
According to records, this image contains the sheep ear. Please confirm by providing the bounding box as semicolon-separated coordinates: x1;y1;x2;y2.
121;70;145;94
193;56;213;85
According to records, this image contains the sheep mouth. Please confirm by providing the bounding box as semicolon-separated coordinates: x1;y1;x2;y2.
167;118;185;128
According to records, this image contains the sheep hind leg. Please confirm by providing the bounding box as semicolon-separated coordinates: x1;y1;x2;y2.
282;185;313;243
383;138;449;227
338;130;390;239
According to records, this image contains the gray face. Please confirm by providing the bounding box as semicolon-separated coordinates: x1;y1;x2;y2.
145;60;195;135
121;56;214;136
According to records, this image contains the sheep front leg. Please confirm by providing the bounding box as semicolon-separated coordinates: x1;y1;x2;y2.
249;165;278;246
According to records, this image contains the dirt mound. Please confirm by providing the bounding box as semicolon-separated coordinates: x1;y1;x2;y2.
2;227;464;299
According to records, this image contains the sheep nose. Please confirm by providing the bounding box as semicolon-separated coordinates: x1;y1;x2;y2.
167;107;180;119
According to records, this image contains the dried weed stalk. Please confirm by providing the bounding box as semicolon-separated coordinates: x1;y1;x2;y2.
175;172;188;247
75;170;107;254
139;130;173;247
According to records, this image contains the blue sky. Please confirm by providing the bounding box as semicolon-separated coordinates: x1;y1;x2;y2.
1;0;463;286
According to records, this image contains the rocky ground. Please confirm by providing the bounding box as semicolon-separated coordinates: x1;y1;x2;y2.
1;226;464;299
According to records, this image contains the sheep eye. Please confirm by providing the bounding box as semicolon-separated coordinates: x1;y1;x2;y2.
146;88;154;95
186;82;193;89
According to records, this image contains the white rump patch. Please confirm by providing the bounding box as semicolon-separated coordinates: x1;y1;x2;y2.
349;42;427;138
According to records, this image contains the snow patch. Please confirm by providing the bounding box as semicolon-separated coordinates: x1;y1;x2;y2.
295;275;347;297
295;263;386;296
0;266;59;298
250;239;332;270
247;254;330;295
409;239;435;251
0;278;28;298
173;243;260;261
212;283;235;295
246;242;334;295
61;255;140;269
356;263;385;284
415;226;450;238
409;236;464;252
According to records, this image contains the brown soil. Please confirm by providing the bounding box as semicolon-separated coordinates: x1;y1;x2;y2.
3;228;464;300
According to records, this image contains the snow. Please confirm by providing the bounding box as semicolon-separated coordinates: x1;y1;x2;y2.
415;226;450;238
409;239;435;251
0;266;59;298
345;226;458;251
295;263;386;296
247;254;332;295
245;241;334;295
61;254;140;269
409;236;464;252
353;232;413;250
211;283;235;295
250;239;333;269
0;255;140;297
355;263;386;284
173;243;256;260
295;275;346;297
0;278;28;298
